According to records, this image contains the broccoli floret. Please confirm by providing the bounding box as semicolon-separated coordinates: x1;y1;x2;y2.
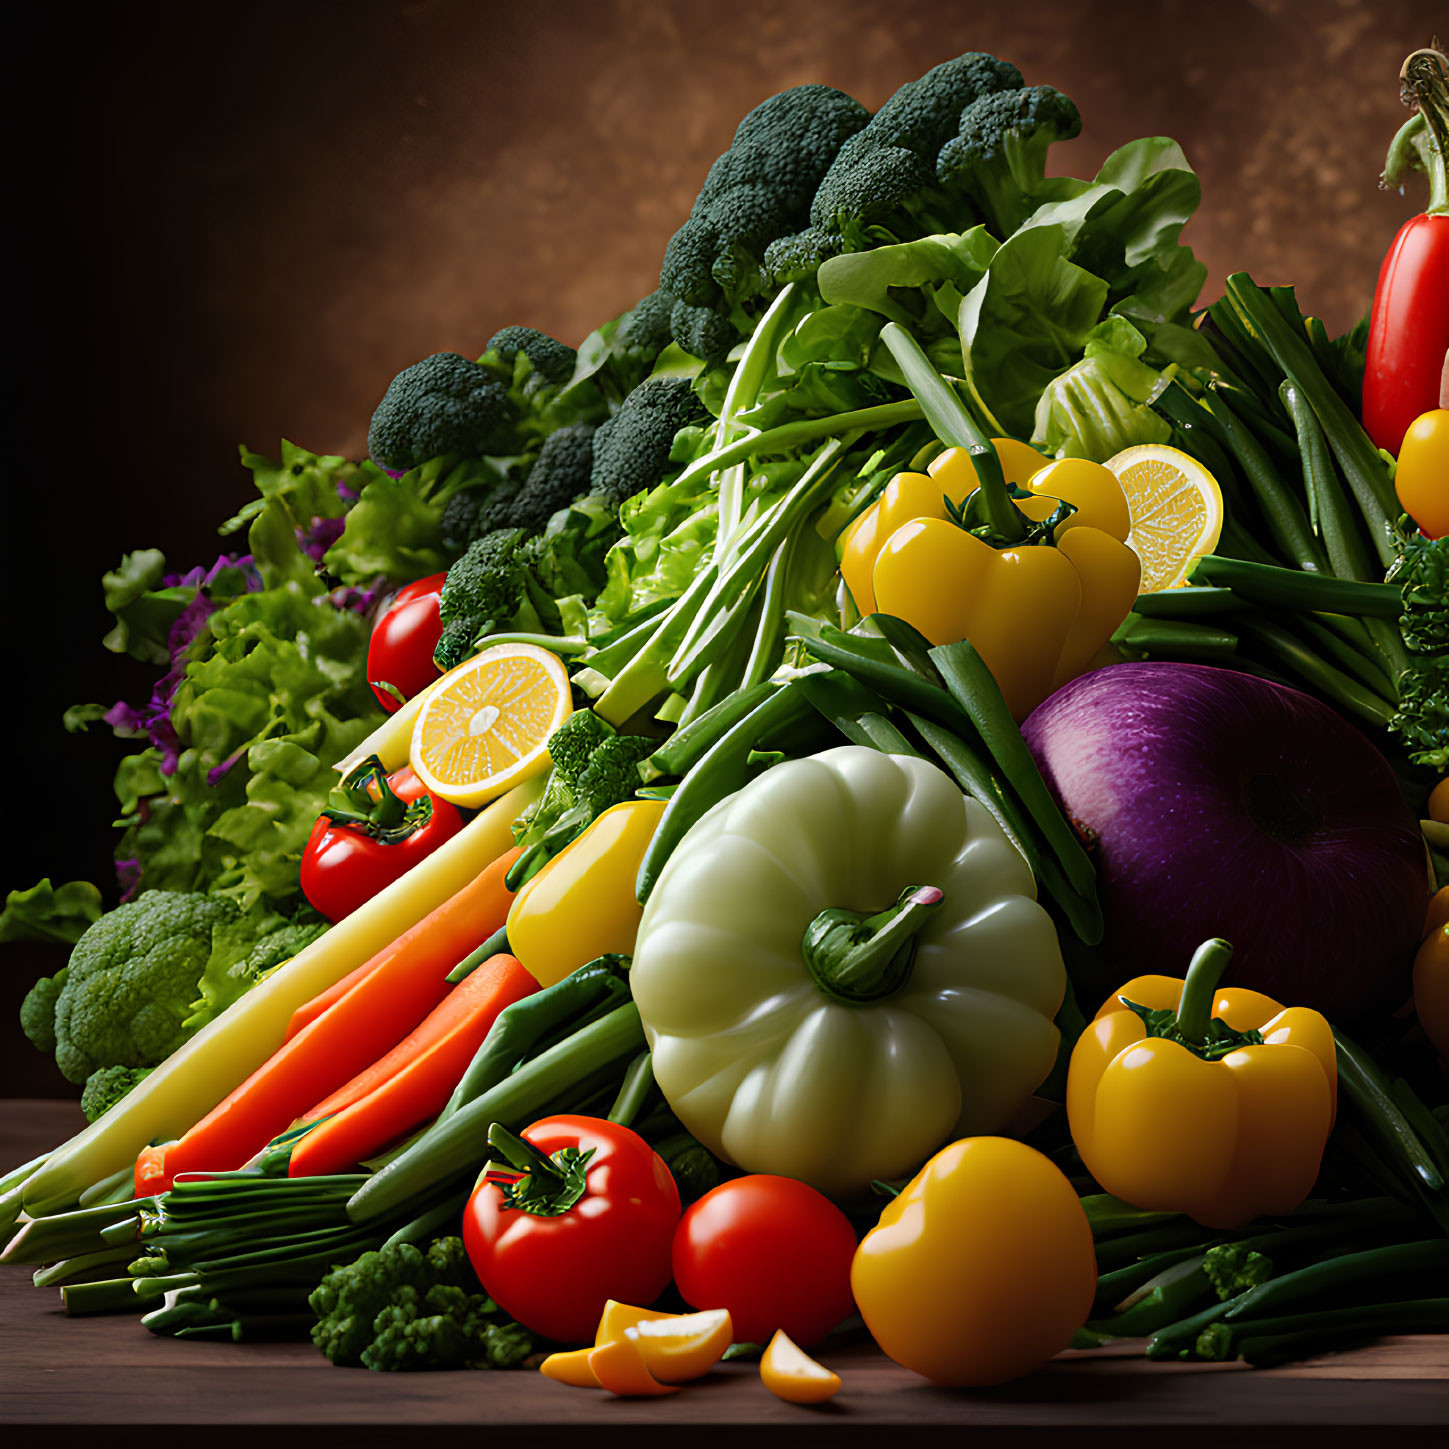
804;52;1023;249
368;353;515;474
32;891;239;1085
1389;532;1449;771
80;1064;152;1123
590;377;708;512
937;85;1084;237
506;424;597;533
659;84;871;360
1203;1243;1274;1301
20;966;67;1054
762;225;846;285
484;326;577;388
440;480;522;551
510;711;654;884
612;288;678;382
309;1237;528;1372
433;528;534;670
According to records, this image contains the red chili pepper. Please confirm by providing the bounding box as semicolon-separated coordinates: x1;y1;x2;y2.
462;1115;681;1343
1363;47;1449;456
299;756;465;922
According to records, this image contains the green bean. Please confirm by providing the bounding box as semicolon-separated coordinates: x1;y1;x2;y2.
446;924;511;983
1116;616;1241;661
1224;276;1399;567
643;681;777;782
1210;381;1297;461
607;1050;656;1129
1280;381;1376;582
636;683;814;904
1131;587;1247;618
1189;555;1402;617
1223;1239;1449;1321
1335;1032;1446;1194
1089;1255;1214;1337
927;641;1098;901
1234;1300;1449;1367
1235;618;1398;729
441;956;630;1119
381;1187;471;1249
1081;1194;1183;1238
1289;616;1395;700
1200;390;1326;572
32;1244;139;1289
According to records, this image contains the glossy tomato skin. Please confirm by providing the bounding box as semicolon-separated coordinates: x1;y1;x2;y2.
462;1115;681;1344
299;766;463;922
671;1175;858;1347
367;571;447;712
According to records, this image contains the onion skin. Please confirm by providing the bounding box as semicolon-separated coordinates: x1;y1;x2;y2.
1021;662;1428;1024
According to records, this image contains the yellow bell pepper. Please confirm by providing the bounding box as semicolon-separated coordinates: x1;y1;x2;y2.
850;1135;1096;1387
1413;911;1449;1059
839;444;1140;720
1395;408;1449;539
507;799;666;987
1066;938;1337;1230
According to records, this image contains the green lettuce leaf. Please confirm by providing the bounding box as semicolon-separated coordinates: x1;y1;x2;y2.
0;879;104;945
1031;317;1173;461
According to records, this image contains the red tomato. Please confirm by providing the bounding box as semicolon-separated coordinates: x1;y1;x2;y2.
300;761;464;922
462;1115;681;1343
367;571;447;712
671;1175;858;1347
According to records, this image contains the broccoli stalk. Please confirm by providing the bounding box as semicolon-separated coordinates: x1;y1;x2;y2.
506;712;654;888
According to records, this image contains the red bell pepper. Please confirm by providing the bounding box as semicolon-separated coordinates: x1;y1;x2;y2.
300;756;464;922
1363;46;1449;457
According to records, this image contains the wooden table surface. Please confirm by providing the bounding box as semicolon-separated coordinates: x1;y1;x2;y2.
2;1101;1445;1447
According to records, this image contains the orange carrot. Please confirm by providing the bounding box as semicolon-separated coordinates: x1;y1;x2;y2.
154;847;522;1189
282;955;382;1044
287;954;536;1178
300;954;536;1124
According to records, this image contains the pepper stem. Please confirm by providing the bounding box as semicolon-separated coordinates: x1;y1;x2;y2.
1388;46;1449;215
1174;938;1235;1044
484;1123;595;1218
802;885;943;1005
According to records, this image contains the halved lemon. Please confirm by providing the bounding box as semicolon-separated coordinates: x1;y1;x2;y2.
1103;444;1224;592
409;643;571;807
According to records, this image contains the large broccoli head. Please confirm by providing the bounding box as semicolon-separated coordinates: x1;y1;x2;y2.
368;353;516;474
771;52;1024;261
31;890;239;1084
660;84;871;360
589;377;708;513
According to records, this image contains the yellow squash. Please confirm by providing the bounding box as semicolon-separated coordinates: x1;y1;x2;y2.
840;444;1139;720
1067;938;1337;1229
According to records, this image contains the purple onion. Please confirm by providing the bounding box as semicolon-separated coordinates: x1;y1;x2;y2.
1021;661;1427;1024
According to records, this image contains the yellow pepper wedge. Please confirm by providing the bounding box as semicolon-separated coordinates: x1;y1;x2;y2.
1413;919;1449;1059
1067;938;1337;1230
507;800;667;987
840;446;1140;721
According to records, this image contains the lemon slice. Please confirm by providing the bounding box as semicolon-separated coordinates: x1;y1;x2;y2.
626;1308;733;1383
1103;444;1224;592
760;1329;842;1405
409;643;571;807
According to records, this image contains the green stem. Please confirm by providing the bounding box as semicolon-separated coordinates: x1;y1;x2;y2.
879;321;1024;541
607;1050;656;1129
802;886;944;1005
1174;939;1234;1043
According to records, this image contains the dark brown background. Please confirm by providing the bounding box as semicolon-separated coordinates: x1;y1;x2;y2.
3;0;1442;1097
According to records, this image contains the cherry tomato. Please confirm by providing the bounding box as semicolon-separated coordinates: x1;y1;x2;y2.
300;759;464;922
367;571;447;712
671;1175;857;1347
462;1115;681;1344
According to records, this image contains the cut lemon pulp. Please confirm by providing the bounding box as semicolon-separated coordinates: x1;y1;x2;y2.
409;644;571;807
1104;444;1224;592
